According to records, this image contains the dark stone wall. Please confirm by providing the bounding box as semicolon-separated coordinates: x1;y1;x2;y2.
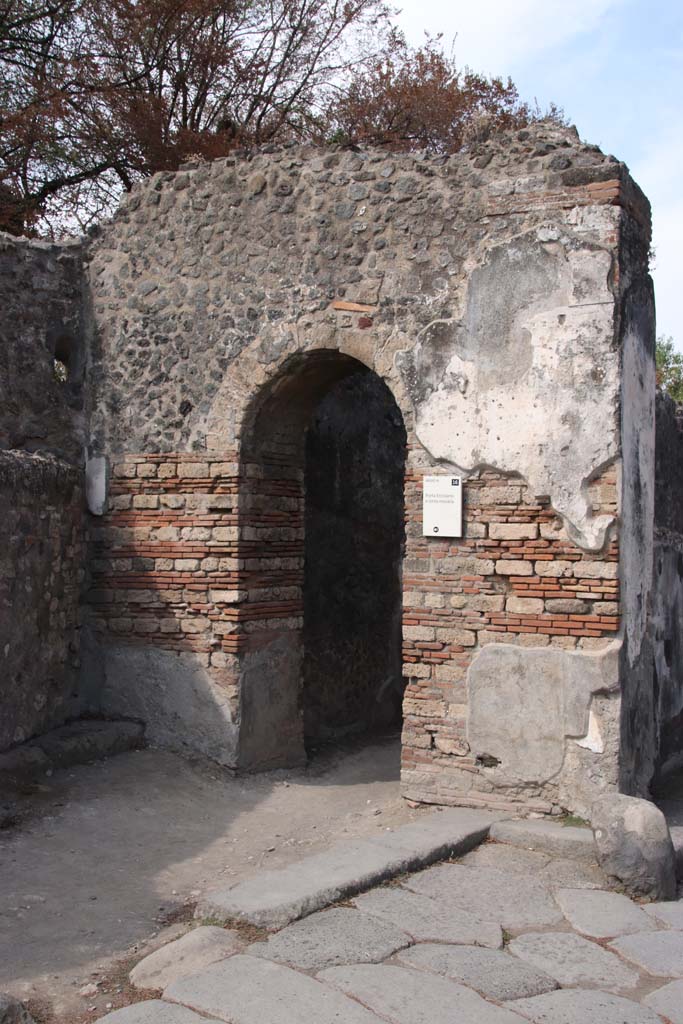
303;371;406;743
0;451;84;749
0;234;86;752
0;233;85;461
651;392;683;778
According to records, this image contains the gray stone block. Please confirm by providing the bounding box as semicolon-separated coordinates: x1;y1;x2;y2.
554;887;657;938
643;978;683;1023
164;954;384;1023
130;926;242;990
353;887;502;947
506;988;664;1023
95;1002;219;1023
318;963;528;1023
591;793;676;900
643;900;683;929
0;994;35;1024
508;931;639;991
405;862;564;930
490;819;596;862
396;943;558;1001
247;906;410;971
610;930;683;977
196;808;494;928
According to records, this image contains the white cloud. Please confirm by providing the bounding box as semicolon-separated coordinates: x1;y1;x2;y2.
394;0;625;74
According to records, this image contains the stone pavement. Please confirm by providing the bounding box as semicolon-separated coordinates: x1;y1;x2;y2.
98;815;683;1024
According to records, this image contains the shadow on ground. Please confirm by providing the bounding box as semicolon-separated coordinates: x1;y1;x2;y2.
0;733;413;1019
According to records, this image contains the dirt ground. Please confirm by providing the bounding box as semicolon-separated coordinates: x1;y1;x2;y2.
0;734;424;1022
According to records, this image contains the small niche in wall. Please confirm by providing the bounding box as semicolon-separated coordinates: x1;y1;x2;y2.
53;358;68;383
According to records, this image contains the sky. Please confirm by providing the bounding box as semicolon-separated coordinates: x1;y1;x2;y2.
393;0;682;348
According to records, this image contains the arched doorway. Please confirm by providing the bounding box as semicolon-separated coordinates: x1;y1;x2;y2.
238;350;407;768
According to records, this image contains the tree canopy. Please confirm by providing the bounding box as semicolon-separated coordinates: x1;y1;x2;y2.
0;0;562;235
656;335;683;403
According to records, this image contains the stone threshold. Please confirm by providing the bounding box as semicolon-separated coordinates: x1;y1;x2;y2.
196;807;497;929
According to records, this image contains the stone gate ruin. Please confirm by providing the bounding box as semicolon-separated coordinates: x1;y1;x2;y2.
2;122;681;818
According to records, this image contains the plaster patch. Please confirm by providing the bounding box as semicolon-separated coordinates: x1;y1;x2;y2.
467;642;619;785
400;235;619;550
575;706;605;753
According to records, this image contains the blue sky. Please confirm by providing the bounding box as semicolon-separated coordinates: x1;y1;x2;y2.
394;0;682;348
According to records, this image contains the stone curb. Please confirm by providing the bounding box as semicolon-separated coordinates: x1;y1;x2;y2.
490;818;597;862
196;808;495;929
0;719;145;782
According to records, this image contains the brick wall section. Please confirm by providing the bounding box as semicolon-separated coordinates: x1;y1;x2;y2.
92;440;619;812
400;439;619;811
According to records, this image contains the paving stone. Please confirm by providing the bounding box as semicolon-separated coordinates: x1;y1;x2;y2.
540;856;608;890
95;1003;219;1023
396;943;558;1001
506;988;664;1023
246;906;410;970
164;954;384;1023
610;929;683;977
490;820;596;862
642;900;683;929
0;993;35;1024
508;931;639;991
318;963;528;1024
197;809;494;928
130;926;242;990
554;888;658;938
405;863;564;930
461;843;550;874
352;887;502;948
643;978;683;1022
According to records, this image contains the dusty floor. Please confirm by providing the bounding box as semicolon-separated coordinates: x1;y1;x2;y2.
0;733;422;1021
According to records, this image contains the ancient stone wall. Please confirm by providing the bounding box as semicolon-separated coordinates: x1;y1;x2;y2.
0;451;84;748
80;122;655;814
0;234;87;751
649;393;683;779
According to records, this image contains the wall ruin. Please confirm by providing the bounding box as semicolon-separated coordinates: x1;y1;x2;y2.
0;122;668;818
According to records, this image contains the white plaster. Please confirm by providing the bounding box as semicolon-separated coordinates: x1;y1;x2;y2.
575;706;605;753
406;231;621;551
85;453;109;516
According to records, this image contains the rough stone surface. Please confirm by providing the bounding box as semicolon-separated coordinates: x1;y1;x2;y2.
396;944;558;1002
643;978;683;1023
405;862;564;930
197;809;493;927
591;793;677;899
610;930;683;977
164;954;384;1023
0;720;145;781
508;931;639;992
490;820;596;862
318;963;527;1024
643;900;683;929
130;926;242;991
95;1002;220;1023
554;887;657;938
0;994;35;1024
506;989;664;1024
0;452;84;752
352;887;502;947
467;646;620;816
247;907;410;970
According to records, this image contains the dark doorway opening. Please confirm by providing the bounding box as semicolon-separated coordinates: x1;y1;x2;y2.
239;350;406;766
303;370;407;750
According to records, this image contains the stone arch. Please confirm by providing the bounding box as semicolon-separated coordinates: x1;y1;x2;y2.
236;348;408;769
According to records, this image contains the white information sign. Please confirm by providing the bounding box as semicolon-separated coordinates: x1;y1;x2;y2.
422;475;463;538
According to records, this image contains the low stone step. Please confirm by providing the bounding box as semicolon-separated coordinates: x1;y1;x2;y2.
489;818;597;862
196;807;494;929
0;719;145;781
